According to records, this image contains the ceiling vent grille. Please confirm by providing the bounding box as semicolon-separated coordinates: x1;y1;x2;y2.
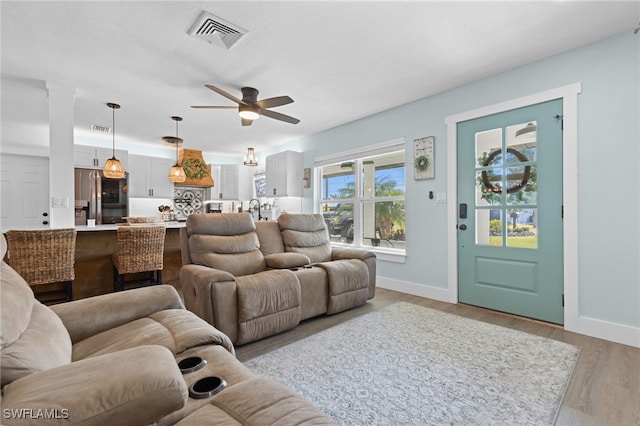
188;11;247;50
90;124;111;134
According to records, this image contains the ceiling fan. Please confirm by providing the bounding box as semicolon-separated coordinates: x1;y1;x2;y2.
192;84;300;126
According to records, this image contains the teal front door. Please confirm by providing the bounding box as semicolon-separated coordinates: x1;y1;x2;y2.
457;99;564;324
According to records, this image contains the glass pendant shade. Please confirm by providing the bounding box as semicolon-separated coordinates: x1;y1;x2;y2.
164;116;186;183
103;103;125;179
243;147;258;166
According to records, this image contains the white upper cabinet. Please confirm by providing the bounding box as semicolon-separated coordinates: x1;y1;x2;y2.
74;145;128;170
265;151;301;197
211;164;239;200
128;155;174;198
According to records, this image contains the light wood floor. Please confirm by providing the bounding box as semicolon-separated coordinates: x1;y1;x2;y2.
235;288;640;426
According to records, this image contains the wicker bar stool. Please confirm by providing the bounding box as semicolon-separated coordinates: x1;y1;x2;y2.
4;228;76;303
112;223;166;291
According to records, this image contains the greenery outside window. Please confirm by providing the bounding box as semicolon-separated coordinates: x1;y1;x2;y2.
316;141;405;254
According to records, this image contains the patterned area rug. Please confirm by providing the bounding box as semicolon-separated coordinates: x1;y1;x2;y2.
244;302;580;425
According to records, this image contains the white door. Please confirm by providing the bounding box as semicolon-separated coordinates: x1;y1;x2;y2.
1;154;50;228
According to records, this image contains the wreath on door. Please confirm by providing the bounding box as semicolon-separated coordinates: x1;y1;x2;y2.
182;158;208;180
481;148;531;194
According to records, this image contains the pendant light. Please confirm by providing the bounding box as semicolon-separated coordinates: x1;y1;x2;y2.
243;147;258;166
163;116;186;183
103;103;125;179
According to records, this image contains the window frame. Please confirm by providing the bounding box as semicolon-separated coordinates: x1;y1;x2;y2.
314;139;406;262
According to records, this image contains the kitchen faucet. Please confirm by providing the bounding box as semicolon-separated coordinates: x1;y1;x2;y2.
248;199;262;221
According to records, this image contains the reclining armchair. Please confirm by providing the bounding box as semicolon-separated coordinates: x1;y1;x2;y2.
180;213;376;345
1;234;333;425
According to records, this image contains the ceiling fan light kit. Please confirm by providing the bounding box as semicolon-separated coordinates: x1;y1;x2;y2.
103;102;125;179
238;105;260;121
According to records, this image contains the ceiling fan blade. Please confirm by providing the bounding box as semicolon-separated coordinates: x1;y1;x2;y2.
191;105;237;109
205;84;246;105
260;109;300;125
256;96;294;109
241;118;253;127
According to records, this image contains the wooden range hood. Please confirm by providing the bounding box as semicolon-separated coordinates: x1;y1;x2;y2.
176;148;214;187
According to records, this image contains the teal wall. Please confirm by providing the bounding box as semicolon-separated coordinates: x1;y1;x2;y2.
267;32;640;329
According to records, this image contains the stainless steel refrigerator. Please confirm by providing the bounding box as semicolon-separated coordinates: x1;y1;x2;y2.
74;168;129;225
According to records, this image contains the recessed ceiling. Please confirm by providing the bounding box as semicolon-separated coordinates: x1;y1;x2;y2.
1;1;637;158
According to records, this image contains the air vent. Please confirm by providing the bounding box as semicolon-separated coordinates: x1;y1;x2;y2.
90;124;111;134
188;11;247;50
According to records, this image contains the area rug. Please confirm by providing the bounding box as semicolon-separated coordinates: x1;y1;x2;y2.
244;302;580;425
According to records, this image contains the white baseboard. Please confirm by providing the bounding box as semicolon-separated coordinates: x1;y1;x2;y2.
376;276;457;304
377;276;640;348
568;316;640;348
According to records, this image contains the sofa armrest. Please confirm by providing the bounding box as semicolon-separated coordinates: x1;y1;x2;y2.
1;345;187;426
331;247;377;300
331;247;377;261
179;265;239;343
51;285;185;344
264;252;310;269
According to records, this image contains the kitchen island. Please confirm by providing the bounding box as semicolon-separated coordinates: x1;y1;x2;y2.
74;222;185;299
3;222;186;301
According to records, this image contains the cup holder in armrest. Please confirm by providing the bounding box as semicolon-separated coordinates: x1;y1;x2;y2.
189;376;227;399
178;356;207;374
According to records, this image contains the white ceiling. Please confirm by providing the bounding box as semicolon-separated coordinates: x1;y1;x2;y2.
2;1;638;159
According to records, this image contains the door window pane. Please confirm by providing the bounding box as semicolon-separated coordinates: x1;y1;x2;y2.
476;170;502;206
507;122;537;162
475;128;502;168
506;208;538;248
506;166;537;205
476;209;502;246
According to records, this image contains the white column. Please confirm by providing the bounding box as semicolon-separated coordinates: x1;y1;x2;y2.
46;81;76;228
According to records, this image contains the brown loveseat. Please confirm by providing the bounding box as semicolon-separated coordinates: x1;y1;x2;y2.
180;213;376;345
0;235;334;425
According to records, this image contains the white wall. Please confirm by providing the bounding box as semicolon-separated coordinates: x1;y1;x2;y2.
266;32;640;346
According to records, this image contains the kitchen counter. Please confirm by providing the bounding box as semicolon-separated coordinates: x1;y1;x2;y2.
2;224;185;300
75;221;186;232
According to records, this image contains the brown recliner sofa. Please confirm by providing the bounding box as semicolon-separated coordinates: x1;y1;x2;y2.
0;235;333;425
180;212;376;345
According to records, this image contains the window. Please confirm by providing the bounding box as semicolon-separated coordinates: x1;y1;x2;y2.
316;140;405;254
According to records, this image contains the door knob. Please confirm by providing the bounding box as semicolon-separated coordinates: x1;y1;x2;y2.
459;224;467;231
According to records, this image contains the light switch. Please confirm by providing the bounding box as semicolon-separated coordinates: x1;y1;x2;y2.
51;197;69;208
436;192;447;203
